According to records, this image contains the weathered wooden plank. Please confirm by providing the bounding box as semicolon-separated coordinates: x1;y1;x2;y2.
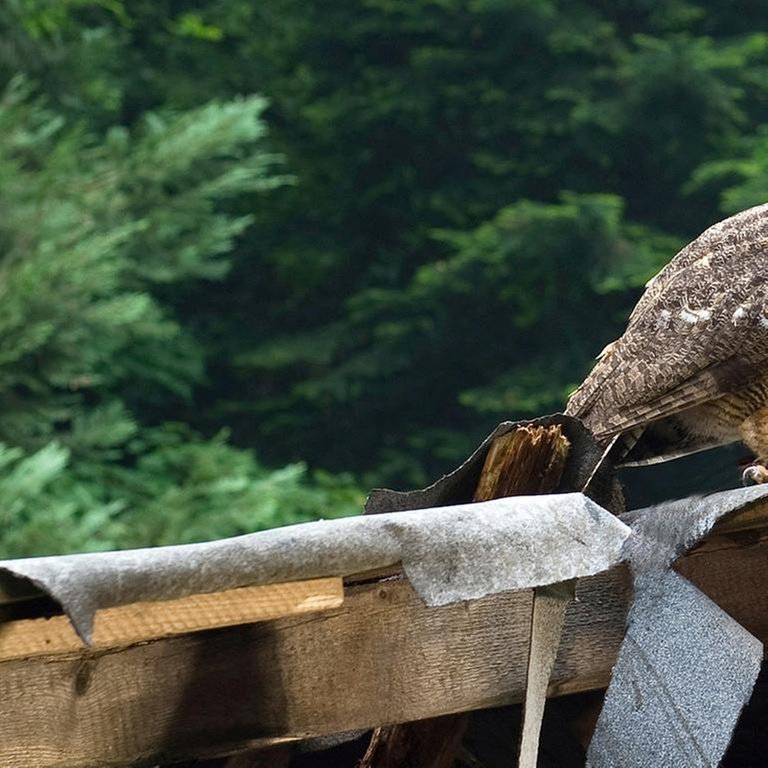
0;566;628;768
0;577;343;661
711;497;768;535
0;511;766;767
676;527;768;641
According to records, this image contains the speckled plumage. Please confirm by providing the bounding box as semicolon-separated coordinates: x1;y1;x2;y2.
566;203;768;465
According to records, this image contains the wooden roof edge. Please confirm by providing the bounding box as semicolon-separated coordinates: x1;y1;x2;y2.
711;495;768;534
0;519;764;768
0;489;765;616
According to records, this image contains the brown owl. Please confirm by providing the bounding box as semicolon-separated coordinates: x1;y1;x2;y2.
566;203;768;483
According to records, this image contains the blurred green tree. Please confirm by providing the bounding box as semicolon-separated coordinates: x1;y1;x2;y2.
186;0;768;485
0;77;361;557
1;0;768;542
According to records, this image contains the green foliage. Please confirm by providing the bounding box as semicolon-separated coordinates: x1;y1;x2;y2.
1;0;768;554
691;126;768;213
109;428;362;548
0;80;276;453
0;74;360;557
0;432;362;558
0;442;118;557
174;0;768;484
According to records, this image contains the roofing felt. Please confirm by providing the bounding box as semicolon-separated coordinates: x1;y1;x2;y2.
0;415;766;767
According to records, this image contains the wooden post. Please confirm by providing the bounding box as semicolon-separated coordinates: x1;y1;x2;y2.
360;425;570;768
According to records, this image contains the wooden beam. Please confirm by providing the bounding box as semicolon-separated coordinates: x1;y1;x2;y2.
675;526;768;641
0;564;630;768
0;503;766;767
710;497;768;535
0;577;343;661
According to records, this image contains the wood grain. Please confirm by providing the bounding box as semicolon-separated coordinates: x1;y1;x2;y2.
0;577;343;661
472;425;570;500
0;566;628;768
360;424;571;768
0;504;766;766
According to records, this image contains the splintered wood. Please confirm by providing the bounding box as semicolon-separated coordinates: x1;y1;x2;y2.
360;424;571;768
473;425;571;500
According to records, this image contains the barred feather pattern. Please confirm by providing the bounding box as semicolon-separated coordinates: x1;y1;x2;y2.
566;203;768;463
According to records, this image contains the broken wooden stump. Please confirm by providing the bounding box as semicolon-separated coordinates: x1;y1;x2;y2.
360;424;571;768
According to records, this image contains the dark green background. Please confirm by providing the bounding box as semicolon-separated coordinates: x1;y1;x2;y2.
0;0;763;555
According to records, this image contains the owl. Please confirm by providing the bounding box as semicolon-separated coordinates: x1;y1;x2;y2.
566;203;768;483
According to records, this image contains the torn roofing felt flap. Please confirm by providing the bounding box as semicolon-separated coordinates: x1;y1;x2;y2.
588;484;768;768
620;482;768;571
365;413;624;515
0;492;630;643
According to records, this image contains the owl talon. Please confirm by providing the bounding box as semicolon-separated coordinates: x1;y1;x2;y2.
742;464;768;486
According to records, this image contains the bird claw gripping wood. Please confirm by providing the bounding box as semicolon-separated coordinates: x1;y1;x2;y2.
742;462;768;485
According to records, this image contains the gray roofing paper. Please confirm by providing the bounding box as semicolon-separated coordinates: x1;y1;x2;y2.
0;491;630;643
588;484;768;768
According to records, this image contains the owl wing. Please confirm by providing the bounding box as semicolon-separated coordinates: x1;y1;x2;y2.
567;204;768;441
